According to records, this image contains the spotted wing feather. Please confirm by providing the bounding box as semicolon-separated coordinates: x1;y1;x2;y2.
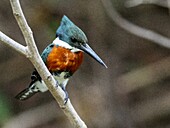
15;84;39;100
15;70;41;101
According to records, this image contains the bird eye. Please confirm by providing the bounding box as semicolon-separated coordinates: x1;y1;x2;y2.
56;33;59;38
49;44;54;48
56;33;62;38
70;37;77;43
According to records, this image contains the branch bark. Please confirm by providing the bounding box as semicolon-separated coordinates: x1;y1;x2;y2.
0;0;87;127
0;31;26;56
101;0;170;49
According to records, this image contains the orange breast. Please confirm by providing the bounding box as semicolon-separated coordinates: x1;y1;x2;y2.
46;46;83;74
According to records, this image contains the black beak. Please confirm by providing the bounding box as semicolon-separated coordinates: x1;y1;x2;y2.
78;43;107;68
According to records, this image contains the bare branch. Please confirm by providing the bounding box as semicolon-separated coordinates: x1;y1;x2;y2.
168;0;170;14
101;0;170;49
0;31;26;56
125;0;169;8
1;0;88;127
10;0;35;56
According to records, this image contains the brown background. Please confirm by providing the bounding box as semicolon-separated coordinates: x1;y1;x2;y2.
0;0;170;128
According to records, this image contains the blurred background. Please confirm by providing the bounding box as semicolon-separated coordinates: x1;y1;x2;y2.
0;0;170;128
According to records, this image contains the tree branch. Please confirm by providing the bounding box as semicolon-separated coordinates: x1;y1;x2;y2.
125;0;169;8
0;31;26;56
168;0;170;14
101;0;170;49
0;0;88;127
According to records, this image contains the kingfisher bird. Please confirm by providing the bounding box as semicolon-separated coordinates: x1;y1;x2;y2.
15;15;107;104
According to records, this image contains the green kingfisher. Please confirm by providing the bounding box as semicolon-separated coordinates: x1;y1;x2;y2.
15;15;107;104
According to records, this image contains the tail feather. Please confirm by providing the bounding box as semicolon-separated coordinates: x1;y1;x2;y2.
15;85;39;101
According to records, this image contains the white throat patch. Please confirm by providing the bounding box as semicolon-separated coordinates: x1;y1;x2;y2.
52;37;82;52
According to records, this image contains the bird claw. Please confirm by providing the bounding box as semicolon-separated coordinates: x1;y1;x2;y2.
55;80;59;88
55;82;69;105
61;86;69;105
64;92;69;105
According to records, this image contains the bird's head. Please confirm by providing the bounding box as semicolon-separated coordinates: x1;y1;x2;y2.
56;15;107;68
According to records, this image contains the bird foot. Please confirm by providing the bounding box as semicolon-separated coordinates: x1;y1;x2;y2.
61;86;69;105
55;80;59;88
64;92;69;105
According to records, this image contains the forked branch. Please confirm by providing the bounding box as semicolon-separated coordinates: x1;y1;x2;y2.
101;0;170;49
0;0;87;128
0;31;26;55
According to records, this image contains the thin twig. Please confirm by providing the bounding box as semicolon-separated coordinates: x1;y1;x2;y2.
101;0;170;49
0;31;26;56
125;0;169;8
10;0;35;56
168;0;170;14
